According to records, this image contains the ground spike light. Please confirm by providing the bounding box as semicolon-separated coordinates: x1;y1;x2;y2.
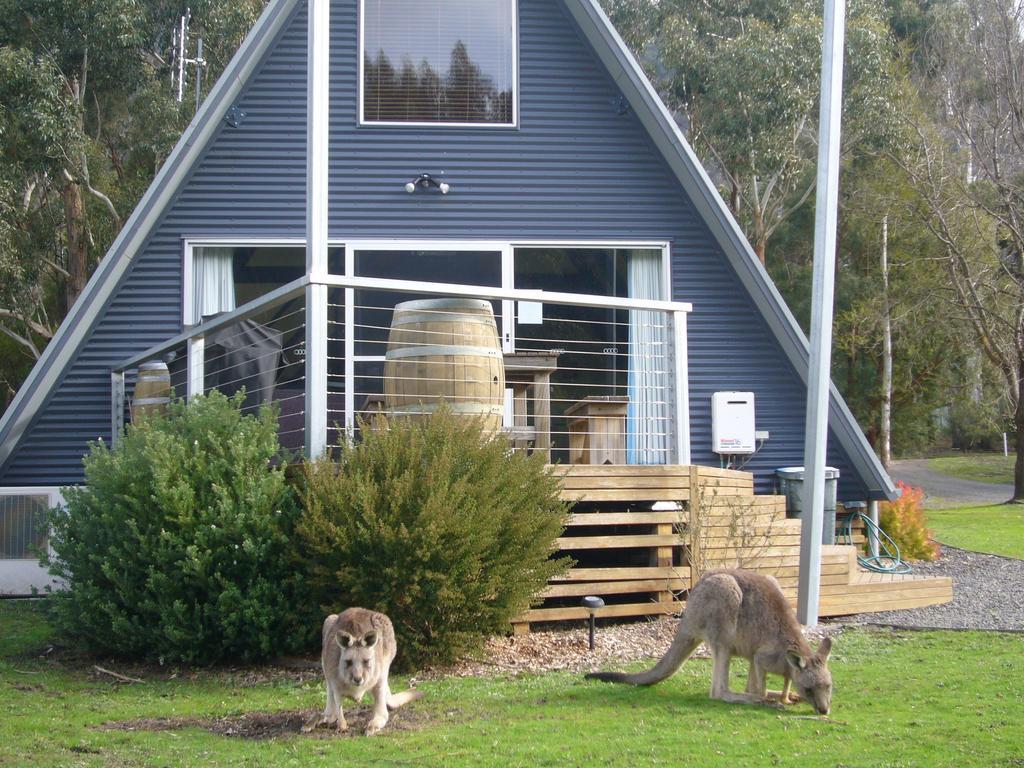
581;596;604;651
404;173;450;195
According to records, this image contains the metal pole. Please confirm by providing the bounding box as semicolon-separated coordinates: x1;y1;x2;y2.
797;0;846;626
672;310;691;465
195;38;205;112
868;500;880;559
305;0;330;458
110;371;125;447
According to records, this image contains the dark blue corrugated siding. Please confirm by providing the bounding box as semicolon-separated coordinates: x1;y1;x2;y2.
0;0;868;500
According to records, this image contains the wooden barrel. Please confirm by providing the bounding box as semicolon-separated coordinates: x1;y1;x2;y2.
131;360;171;422
383;298;505;432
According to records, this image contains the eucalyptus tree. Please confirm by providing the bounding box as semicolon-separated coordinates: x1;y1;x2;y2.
602;0;901;266
0;0;266;406
897;0;1024;499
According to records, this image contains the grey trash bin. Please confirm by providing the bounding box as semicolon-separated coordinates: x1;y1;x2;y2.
775;466;840;544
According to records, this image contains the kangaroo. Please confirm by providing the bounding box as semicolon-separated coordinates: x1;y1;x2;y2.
586;569;833;715
302;608;423;736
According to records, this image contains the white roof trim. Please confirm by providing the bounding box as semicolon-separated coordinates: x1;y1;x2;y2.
562;0;895;500
0;0;303;471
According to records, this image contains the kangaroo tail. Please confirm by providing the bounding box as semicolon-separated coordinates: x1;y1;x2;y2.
586;627;701;686
386;689;424;711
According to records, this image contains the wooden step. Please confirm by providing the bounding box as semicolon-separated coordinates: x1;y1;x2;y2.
565;511;685;527
549;566;688;582
816;576;954;616
540;577;689;599
522;600;683;623
555;533;681;551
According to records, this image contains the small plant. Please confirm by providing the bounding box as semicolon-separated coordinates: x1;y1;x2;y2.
296;409;571;669
43;391;309;664
878;482;940;561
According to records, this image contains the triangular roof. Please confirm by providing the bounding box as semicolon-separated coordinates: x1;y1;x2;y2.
0;0;895;500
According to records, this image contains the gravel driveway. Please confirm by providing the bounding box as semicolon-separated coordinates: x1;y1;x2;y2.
838;546;1024;632
888;459;1013;508
851;459;1023;631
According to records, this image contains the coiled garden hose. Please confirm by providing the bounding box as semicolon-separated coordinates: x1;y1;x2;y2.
837;511;913;575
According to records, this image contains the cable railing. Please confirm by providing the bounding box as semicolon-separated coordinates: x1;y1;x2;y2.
112;274;692;465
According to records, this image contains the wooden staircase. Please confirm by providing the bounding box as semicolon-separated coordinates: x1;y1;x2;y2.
512;464;953;633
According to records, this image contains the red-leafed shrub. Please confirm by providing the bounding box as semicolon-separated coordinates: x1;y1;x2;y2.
878;482;940;561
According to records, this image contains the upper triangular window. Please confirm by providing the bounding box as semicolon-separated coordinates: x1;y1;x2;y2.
360;0;517;126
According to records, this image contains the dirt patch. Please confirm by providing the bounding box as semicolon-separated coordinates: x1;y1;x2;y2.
103;706;434;740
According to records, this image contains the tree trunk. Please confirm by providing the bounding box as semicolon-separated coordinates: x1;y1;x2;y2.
63;180;88;313
880;215;892;468
751;206;767;265
1015;359;1024;502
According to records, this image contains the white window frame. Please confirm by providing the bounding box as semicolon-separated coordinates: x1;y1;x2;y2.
357;0;520;129
182;237;307;327
0;486;64;595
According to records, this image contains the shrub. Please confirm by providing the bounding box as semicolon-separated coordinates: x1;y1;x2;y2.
43;391;310;665
296;409;572;669
878;482;940;561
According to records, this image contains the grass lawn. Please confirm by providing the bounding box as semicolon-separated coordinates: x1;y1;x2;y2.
2;601;1023;767
928;504;1024;559
928;454;1015;485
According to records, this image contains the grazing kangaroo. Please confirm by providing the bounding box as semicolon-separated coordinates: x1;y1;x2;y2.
586;569;833;715
303;608;423;736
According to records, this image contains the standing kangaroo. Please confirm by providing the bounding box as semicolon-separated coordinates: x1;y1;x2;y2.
586;569;833;715
303;608;423;736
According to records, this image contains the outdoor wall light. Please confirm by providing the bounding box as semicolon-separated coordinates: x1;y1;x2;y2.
405;173;450;195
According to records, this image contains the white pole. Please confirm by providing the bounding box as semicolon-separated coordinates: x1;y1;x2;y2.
1004;432;1009;457
798;0;847;626
672;310;691;465
305;0;330;458
868;500;880;559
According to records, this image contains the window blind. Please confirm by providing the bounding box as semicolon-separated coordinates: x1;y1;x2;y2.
362;0;515;124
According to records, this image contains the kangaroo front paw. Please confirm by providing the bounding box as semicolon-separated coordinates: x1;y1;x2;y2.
335;718;349;733
301;716;322;733
364;715;388;736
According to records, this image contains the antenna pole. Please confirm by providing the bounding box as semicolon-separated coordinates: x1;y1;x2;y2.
194;38;205;111
176;11;189;103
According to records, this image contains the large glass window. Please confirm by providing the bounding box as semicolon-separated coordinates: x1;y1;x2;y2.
361;0;516;125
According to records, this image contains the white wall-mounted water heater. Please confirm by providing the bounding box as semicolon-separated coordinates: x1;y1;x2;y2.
712;392;756;454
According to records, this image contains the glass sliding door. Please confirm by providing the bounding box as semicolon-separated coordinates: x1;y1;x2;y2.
512;246;668;464
345;245;505;431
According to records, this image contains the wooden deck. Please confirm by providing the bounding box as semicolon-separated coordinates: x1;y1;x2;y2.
512;464;952;632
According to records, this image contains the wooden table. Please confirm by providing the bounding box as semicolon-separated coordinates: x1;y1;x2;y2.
503;352;559;462
565;395;629;465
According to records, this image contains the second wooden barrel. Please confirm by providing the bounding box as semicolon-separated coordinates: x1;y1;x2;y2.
131;360;171;422
383;298;505;432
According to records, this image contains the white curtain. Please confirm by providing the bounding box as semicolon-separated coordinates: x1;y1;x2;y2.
192;247;236;323
626;249;668;465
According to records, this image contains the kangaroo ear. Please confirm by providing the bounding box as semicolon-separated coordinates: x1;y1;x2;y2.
362;631;378;648
817;636;833;661
335;632;355;649
786;650;807;671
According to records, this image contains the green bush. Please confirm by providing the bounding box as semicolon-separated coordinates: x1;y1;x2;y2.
878;482;940;561
43;391;310;665
296;409;572;669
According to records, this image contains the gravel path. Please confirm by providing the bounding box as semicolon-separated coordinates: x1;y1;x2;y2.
840;545;1024;632
888;459;1013;508
434;547;1023;678
432;618;840;679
